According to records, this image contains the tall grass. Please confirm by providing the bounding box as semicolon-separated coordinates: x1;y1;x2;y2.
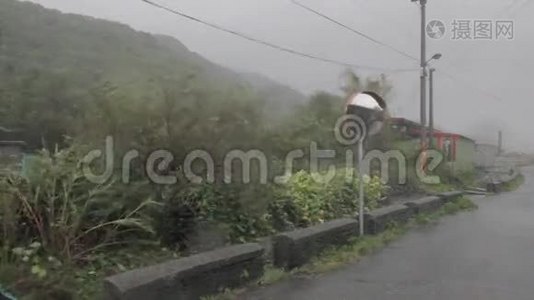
0;145;158;263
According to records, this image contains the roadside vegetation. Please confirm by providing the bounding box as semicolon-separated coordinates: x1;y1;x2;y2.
501;174;525;192
0;146;389;299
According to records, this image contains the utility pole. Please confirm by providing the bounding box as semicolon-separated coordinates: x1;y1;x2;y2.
413;1;443;149
498;131;503;155
429;68;435;147
418;0;428;147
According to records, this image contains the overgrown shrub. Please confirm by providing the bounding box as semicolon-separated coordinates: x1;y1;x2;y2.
0;146;158;263
271;169;387;228
156;183;275;247
156;170;390;248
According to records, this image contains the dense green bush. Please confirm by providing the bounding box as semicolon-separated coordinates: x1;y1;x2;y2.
155;169;388;247
156;183;276;247
0;149;388;267
0;146;158;263
270;169;387;229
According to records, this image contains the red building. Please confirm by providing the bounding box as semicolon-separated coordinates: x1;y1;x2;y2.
388;118;476;172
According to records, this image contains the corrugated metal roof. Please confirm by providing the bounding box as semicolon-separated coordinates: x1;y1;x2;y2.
389;117;475;142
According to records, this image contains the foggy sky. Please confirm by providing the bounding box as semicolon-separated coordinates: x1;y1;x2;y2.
23;0;534;152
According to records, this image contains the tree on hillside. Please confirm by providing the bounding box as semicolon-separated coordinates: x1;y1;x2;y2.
340;69;393;102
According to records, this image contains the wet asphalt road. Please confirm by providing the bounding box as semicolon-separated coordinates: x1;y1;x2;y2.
245;166;534;300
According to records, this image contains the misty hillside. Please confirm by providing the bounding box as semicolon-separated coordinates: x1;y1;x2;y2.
0;0;306;118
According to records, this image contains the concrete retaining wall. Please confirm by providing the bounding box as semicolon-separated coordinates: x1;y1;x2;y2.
104;243;264;300
437;191;464;202
103;191;470;298
273;218;358;270
404;196;442;214
364;204;415;235
486;182;501;193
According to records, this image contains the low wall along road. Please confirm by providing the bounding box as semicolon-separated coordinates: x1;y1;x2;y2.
103;190;470;299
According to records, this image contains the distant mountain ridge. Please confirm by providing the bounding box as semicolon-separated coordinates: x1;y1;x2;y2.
0;0;307;114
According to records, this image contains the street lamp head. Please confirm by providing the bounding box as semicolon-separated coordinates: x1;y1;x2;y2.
425;53;443;66
431;53;442;60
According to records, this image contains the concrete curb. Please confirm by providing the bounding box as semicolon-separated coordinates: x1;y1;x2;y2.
364;204;415;235
272;218;358;270
404;196;442;214
103;243;264;300
436;191;464;203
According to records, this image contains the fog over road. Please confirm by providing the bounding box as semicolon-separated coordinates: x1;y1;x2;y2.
246;166;534;300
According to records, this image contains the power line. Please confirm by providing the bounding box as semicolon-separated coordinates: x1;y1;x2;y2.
141;0;416;73
291;0;419;62
496;0;530;18
144;0;508;104
437;69;505;103
291;0;509;104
